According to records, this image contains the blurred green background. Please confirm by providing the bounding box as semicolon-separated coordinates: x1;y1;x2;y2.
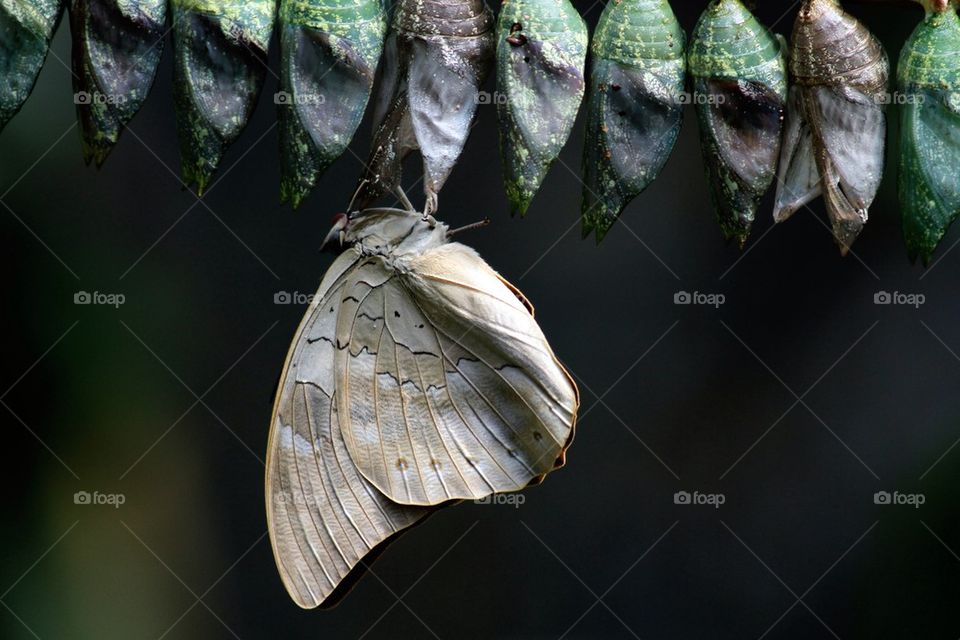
3;1;960;638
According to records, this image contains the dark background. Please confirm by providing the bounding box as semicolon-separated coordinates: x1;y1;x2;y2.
3;1;960;638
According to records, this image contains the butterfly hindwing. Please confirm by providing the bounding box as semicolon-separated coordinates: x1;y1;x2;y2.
266;249;433;610
335;243;578;507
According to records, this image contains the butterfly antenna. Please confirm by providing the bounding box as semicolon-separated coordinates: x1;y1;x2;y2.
393;185;416;213
448;218;491;237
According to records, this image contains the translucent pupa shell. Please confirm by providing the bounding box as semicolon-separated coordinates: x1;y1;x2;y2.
277;0;387;208
355;0;493;215
496;0;588;216
688;0;786;248
898;1;960;265
581;0;685;242
70;0;167;166
773;0;889;255
0;0;63;131
171;0;275;194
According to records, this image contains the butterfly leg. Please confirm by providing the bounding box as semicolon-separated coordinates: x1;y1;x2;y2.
424;189;438;218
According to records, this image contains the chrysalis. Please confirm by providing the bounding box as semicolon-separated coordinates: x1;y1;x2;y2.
496;0;587;216
0;0;63;131
581;0;685;242
70;0;167;166
277;0;387;208
171;0;275;194
688;0;786;248
898;0;960;265
354;0;493;215
773;0;889;255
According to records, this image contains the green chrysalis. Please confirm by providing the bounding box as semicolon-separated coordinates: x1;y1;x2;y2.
688;0;786;248
0;0;64;131
277;0;387;208
581;0;685;243
171;0;275;194
496;0;587;216
898;0;960;265
70;0;167;166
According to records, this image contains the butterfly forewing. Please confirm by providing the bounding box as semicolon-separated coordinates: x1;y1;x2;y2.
266;249;432;609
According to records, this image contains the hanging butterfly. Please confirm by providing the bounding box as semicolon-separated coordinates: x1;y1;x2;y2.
265;203;579;608
898;0;960;265
277;0;387;208
688;0;786;248
496;0;587;216
171;0;275;194
0;0;63;132
773;0;889;255
581;0;685;243
353;0;494;215
70;0;167;166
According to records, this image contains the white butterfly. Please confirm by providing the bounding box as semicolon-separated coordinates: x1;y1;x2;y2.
265;207;579;608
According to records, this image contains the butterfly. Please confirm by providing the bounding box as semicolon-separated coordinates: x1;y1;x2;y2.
265;206;579;608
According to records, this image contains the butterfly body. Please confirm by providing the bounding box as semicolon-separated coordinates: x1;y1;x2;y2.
267;207;578;607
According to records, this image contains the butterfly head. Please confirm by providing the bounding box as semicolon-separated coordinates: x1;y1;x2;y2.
322;208;447;255
320;213;350;252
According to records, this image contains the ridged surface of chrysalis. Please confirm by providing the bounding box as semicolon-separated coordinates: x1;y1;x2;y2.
688;0;786;248
497;0;587;216
278;0;386;208
355;0;493;215
898;5;960;265
0;0;63;131
70;0;166;166
581;0;684;242
171;0;275;193
773;0;888;255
